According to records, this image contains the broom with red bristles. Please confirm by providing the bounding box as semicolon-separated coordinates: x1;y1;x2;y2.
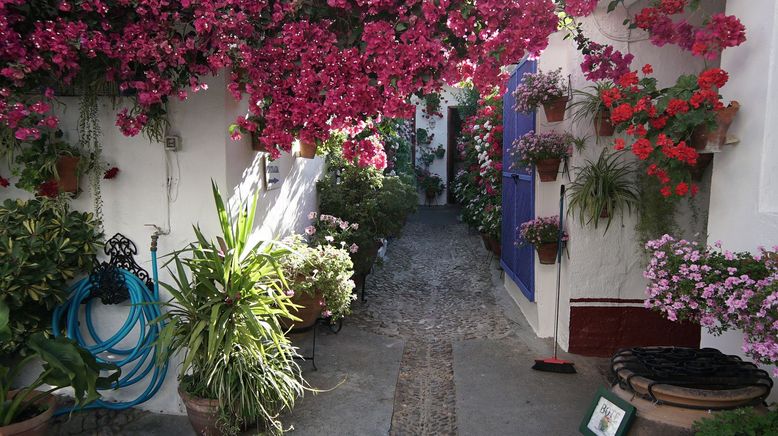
532;184;576;374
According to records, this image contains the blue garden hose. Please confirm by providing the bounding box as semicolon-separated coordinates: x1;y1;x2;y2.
51;235;168;413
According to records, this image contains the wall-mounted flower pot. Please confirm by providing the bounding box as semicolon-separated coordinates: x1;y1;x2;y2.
55;155;80;194
536;242;559;265
600;206;610;219
690;152;714;181
535;158;561;182
299;142;317;159
542;96;569;122
594;110;615;137
0;391;57;436
690;101;740;151
425;189;437;201
179;387;221;436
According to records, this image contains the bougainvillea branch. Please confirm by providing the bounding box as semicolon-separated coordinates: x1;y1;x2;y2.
0;0;560;161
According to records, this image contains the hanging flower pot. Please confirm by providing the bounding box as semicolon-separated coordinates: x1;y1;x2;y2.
593;109;615;137
298;141;317;159
535;158;561;182
542;96;569;122
536;242;559;265
54;155;80;194
600;206;610;219
690;101;740;151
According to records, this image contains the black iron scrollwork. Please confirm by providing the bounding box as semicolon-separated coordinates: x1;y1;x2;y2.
89;233;154;304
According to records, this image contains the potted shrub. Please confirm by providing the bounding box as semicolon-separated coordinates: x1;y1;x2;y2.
0;197;102;355
512;68;569;122
570;82;616;137
518;216;567;265
280;235;356;329
511;130;573;182
156;182;305;435
0;306;118;436
12;131;84;195
435;145;446;159
567;150;639;232
417;170;445;201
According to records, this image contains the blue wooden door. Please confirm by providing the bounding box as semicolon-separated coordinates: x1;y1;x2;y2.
501;60;536;301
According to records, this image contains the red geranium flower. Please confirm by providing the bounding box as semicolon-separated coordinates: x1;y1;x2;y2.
642;64;654;75
660;186;672;197
104;166;120;179
611;103;635;124
0;176;8;188
37;180;59;198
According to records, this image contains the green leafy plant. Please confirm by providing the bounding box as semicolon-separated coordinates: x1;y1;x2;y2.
435;145;446;159
155;182;304;434
281;236;356;321
569;81;614;133
0;198;102;355
12;130;84;193
567;150;639;233
416;168;445;198
0;302;119;427
693;406;778;436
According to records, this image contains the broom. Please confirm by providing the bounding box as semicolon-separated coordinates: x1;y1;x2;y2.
532;184;576;374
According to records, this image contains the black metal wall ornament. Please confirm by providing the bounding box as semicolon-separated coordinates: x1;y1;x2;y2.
89;233;154;304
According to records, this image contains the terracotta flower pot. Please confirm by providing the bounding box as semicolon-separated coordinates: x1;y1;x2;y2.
284;290;323;330
0;391;57;436
425;189;437;201
600;206;610;219
179;387;222;436
690;152;714;181
54;155;80;194
298;141;317;159
594;110;615;137
480;233;491;252
542;96;569;122
535;158;561;182
487;236;501;257
690;101;740;151
536;242;559;265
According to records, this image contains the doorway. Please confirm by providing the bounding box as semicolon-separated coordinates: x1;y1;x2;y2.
446;107;464;204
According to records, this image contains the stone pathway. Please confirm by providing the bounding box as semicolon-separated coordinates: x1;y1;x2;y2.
349;206;515;435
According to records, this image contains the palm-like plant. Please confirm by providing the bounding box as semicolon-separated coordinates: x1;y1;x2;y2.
156;181;304;434
567;150;640;233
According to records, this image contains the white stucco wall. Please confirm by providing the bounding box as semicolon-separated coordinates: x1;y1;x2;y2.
414;86;459;205
1;75;324;414
509;0;721;348
704;0;778;400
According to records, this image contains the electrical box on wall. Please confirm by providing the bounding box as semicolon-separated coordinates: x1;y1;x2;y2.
164;135;181;151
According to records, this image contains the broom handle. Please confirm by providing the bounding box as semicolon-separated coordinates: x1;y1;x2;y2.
553;184;565;360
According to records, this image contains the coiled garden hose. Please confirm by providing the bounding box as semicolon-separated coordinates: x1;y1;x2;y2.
51;234;168;413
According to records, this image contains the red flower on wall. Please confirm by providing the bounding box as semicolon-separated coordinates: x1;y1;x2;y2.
104;166;120;180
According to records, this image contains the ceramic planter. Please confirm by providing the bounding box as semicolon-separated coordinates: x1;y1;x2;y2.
536;242;558;265
594;110;615;137
179;387;221;436
298;142;317;159
542;96;569;122
55;155;80;194
690;101;740;151
0;391;57;436
284;290;323;330
535;158;561;182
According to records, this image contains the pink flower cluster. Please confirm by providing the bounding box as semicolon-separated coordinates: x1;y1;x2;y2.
580;41;634;82
564;0;598;17
343;137;387;170
517;215;568;246
512;69;567;114
1;0;560;164
633;3;746;59
644;235;778;372
511;130;573;167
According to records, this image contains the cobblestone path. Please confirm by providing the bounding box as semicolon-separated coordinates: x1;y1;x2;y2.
349;207;514;435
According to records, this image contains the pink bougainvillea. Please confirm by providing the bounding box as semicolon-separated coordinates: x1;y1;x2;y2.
564;0;598;17
0;0;560;162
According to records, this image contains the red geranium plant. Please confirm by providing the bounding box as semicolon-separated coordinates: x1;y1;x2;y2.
603;65;733;198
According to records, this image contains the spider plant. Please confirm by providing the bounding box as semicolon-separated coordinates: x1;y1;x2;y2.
569;81;614;137
567;150;640;233
155;181;304;434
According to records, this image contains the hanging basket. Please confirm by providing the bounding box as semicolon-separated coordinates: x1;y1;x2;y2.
54;155;80;194
299;142;317;159
542;96;569;122
594;109;615;137
535;158;561;182
690;101;740;151
536;242;559;265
